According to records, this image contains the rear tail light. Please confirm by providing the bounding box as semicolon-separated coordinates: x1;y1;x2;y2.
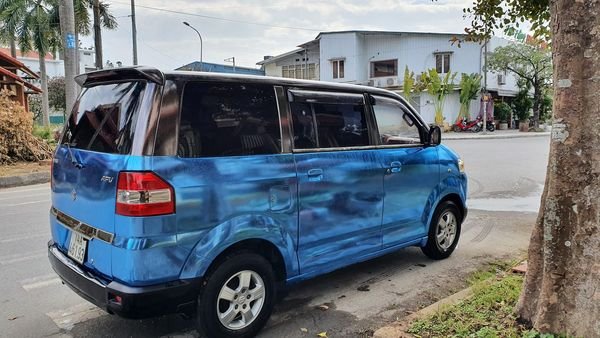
116;172;175;216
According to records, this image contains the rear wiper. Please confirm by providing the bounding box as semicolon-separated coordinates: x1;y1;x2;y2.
65;142;84;169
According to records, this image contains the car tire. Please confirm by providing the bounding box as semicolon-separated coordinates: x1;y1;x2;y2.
197;253;276;338
421;201;462;260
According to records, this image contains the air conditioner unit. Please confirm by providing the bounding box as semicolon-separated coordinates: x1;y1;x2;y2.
367;80;375;86
385;77;399;88
497;74;506;85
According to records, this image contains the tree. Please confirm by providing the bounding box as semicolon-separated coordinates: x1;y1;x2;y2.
0;0;60;126
402;66;415;102
48;76;65;112
462;0;600;336
416;69;456;127
487;44;551;128
457;73;482;122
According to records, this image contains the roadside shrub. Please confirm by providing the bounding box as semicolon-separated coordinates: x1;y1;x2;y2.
494;101;512;122
0;90;53;164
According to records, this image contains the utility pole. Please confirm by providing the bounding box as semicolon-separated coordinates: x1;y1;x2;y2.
93;0;103;69
183;22;203;70
482;38;488;134
59;0;78;114
131;0;138;65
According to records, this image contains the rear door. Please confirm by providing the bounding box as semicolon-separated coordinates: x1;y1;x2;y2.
370;95;440;247
51;80;156;278
290;90;384;275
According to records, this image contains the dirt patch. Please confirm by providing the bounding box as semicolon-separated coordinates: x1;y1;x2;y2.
0;161;51;177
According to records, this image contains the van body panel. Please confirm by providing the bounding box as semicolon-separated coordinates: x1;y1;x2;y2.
294;149;384;275
150;154;300;280
379;146;440;247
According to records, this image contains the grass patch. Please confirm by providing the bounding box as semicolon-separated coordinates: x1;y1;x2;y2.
408;261;565;338
33;124;62;145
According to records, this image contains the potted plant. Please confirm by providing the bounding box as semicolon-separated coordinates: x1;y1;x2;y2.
494;101;512;130
513;87;533;132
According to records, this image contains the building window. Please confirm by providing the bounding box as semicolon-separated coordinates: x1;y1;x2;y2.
282;64;316;79
332;59;344;79
435;53;451;73
370;59;398;78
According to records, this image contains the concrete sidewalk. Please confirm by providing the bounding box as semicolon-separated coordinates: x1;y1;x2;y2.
443;129;550;140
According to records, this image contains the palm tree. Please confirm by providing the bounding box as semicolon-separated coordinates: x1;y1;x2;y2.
72;0;116;70
0;0;60;126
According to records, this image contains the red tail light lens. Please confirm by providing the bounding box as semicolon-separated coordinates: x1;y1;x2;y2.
116;172;175;216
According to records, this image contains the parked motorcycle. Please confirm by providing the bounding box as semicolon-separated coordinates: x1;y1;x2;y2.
453;117;483;132
486;121;495;132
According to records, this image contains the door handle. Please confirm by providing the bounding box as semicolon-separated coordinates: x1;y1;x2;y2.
307;168;323;181
390;161;402;173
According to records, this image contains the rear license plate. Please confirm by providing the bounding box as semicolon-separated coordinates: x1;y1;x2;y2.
68;232;87;265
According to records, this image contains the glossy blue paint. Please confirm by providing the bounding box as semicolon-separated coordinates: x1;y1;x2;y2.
294;149;384;276
150;154;300;281
379;146;441;247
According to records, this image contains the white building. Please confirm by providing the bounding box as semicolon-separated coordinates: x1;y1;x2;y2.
258;31;520;125
0;47;97;79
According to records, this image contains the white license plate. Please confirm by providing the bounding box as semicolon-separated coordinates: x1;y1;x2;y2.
68;232;87;265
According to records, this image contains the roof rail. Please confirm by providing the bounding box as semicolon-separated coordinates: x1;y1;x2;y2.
75;66;165;86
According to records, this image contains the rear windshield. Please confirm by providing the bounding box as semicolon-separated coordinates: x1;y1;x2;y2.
61;81;146;154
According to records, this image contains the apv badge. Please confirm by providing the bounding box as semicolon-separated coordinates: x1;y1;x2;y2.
100;176;114;183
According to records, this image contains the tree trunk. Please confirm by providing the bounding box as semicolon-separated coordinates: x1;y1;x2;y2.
516;0;600;336
93;0;103;70
9;37;17;58
38;53;50;126
532;82;541;129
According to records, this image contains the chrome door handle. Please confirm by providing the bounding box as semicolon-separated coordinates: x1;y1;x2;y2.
390;161;402;173
307;168;323;181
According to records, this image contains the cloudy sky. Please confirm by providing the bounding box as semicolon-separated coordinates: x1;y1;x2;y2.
81;0;475;70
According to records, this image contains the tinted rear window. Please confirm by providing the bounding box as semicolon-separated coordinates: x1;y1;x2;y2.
62;81;146;154
177;82;281;158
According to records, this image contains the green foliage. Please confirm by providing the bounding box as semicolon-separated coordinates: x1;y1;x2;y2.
458;73;482;121
417;69;457;126
461;0;550;42
48;77;66;112
540;91;553;122
513;86;533;121
27;93;42;123
495;101;513;122
402;66;415;101
487;44;552;87
33;124;60;144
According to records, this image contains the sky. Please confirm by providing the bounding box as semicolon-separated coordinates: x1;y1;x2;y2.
81;0;476;71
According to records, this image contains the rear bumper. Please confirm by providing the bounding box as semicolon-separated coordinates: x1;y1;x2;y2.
47;241;201;319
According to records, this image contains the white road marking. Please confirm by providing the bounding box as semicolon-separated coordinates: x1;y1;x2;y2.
46;302;107;331
0;185;49;195
0;192;49;201
21;276;62;291
0;233;47;244
0;252;46;265
0;199;50;207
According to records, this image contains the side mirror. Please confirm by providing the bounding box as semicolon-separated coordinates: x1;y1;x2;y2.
428;126;442;146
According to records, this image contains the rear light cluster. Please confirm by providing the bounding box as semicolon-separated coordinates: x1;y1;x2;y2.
116;172;175;216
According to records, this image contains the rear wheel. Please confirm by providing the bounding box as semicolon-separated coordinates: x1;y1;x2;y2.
197;253;276;338
421;201;462;260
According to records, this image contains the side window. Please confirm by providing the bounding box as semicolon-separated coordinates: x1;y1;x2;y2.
290;93;370;149
372;96;422;145
178;82;281;157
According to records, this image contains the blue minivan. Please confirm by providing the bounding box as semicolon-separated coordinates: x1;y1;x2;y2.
48;67;467;338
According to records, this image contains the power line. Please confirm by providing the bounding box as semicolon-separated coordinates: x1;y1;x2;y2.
110;1;324;32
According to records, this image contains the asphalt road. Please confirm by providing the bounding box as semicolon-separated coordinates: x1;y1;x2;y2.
0;136;550;338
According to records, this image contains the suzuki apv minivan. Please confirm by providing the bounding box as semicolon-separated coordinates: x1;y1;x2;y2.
48;67;467;338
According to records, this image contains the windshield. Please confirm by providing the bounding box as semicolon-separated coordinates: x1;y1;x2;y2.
61;81;146;154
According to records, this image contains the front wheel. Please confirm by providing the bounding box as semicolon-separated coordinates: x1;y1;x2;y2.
197;253;276;338
487;123;496;132
421;201;462;260
452;124;461;133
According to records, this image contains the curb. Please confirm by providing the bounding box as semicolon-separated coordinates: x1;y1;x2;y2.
0;172;51;189
443;132;550;141
373;286;475;338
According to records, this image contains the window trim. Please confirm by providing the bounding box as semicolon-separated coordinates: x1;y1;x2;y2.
331;59;345;79
176;80;284;158
370;59;398;78
287;89;373;152
434;52;452;74
368;94;427;147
